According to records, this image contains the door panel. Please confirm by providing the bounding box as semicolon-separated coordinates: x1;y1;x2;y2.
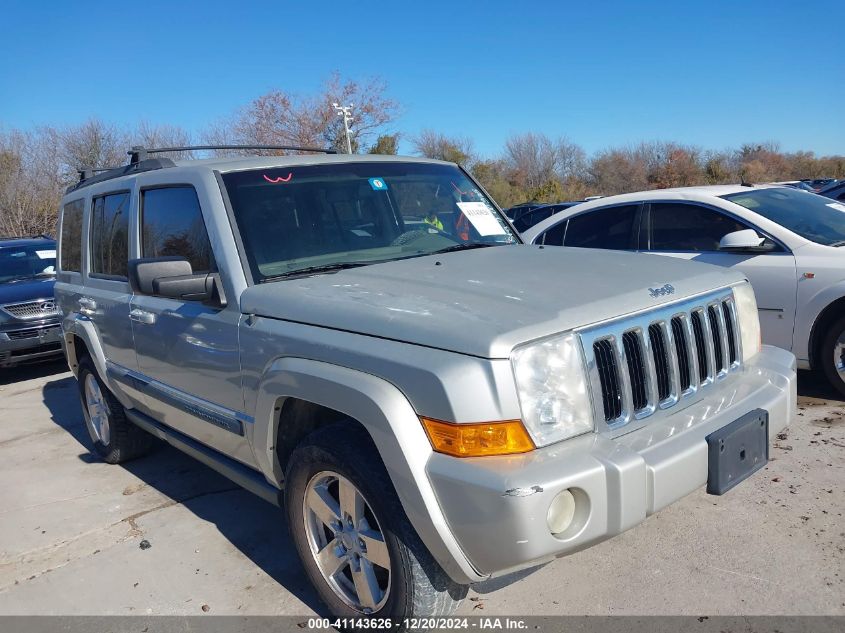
130;295;253;464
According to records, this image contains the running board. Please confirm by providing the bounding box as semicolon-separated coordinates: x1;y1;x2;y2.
125;408;282;507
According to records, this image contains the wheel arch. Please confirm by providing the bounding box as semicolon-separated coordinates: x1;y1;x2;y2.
251;356;484;585
808;295;845;369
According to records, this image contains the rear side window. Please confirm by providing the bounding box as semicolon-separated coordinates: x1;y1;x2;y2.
60;199;84;272
650;203;748;251
90;192;130;279
141;187;215;273
564;205;638;250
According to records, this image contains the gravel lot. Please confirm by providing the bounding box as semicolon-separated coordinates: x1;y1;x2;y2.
0;360;842;616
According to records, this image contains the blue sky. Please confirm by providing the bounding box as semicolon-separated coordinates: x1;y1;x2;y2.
1;0;843;157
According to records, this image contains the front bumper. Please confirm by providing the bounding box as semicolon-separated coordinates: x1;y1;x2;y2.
0;321;64;367
426;345;796;578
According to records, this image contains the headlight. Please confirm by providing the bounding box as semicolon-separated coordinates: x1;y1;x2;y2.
511;332;593;446
733;282;761;362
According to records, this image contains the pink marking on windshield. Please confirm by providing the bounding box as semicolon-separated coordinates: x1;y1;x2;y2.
263;173;293;184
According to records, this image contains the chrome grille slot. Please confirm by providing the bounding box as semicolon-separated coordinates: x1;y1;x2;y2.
671;316;692;391
691;310;709;380
707;305;724;373
593;338;622;421
722;301;737;365
580;288;743;436
622;331;647;412
648;324;671;402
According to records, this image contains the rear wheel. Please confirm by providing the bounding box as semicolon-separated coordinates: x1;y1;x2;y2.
820;316;845;397
285;423;467;621
77;356;155;464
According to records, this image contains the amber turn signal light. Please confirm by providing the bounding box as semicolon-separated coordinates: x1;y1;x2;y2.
420;418;535;457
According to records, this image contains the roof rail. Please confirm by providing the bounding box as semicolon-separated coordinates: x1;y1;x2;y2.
128;144;337;164
69;144;339;194
67;157;177;194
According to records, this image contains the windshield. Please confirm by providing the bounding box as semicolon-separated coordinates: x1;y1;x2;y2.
722;188;845;246
221;162;517;281
0;243;57;284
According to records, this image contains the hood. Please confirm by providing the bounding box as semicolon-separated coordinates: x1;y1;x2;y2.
240;246;744;359
0;277;56;306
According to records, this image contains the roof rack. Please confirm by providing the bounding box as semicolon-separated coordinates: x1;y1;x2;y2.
68;144;338;193
128;144;337;164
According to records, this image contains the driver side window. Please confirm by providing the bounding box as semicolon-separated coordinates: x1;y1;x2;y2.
649;203;749;252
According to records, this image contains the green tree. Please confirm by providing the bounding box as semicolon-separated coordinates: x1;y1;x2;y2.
368;133;400;155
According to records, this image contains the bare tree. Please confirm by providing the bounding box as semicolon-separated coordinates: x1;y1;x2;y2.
207;73;399;155
411;129;475;165
132;121;195;160
504;133;558;192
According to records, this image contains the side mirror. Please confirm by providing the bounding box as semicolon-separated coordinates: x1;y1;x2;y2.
128;257;227;307
718;229;774;252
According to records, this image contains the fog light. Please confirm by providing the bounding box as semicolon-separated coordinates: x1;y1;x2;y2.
547;489;576;535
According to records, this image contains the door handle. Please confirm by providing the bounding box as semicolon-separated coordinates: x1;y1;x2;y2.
78;297;97;316
129;309;156;325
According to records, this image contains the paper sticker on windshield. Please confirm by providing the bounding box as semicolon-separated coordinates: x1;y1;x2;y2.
457;201;507;236
369;177;388;191
36;250;56;259
826;202;845;213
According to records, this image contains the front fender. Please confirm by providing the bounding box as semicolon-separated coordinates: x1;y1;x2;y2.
62;315;134;409
252;356;485;585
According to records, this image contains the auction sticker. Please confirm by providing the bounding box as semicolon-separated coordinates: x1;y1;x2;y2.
36;250;56;259
457;201;507;236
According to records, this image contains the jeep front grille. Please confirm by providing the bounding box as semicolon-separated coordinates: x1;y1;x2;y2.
580;289;742;432
2;299;60;320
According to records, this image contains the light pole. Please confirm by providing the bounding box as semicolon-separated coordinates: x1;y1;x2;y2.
332;102;354;154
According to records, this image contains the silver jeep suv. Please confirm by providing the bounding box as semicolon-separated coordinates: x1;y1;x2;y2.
55;147;796;619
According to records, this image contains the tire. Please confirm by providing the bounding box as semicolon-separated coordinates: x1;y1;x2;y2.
820;316;845;397
284;423;468;622
77;356;156;464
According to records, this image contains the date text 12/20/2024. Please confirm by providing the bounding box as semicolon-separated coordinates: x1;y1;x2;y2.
307;617;529;630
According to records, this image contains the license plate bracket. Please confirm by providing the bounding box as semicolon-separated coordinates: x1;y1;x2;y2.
706;408;769;495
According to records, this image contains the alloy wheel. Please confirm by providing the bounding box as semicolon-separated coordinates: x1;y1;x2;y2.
302;470;391;613
84;373;110;445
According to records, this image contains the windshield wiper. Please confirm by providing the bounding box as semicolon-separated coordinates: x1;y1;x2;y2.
261;261;374;282
431;243;500;255
829;240;845;247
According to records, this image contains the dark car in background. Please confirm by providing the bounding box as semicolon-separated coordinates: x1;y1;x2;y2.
817;180;845;202
503;201;543;221
0;236;63;368
511;201;585;232
802;178;839;192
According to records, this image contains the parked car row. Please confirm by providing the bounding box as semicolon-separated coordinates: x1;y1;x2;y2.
46;146;796;620
522;184;845;395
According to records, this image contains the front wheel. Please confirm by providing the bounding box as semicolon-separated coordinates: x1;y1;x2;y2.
285;423;467;620
820;316;845;397
77;356;156;464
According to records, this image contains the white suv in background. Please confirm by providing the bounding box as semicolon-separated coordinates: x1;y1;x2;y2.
523;185;845;395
